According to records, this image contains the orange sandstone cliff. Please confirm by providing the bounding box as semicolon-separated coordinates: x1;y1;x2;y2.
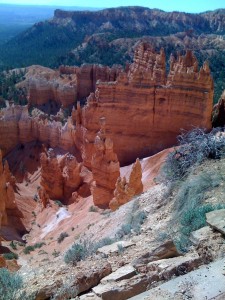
19;64;120;108
0;43;213;169
77;43;214;166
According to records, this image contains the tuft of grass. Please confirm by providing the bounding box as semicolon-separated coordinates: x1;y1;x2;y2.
52;250;60;257
89;205;98;212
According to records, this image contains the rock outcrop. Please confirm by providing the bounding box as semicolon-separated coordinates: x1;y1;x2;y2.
19;64;120;108
0;44;213;170
109;158;143;210
0;150;17;228
78;43;214;166
212;90;225;127
0;105;76;156
40;149;83;203
91;117;120;208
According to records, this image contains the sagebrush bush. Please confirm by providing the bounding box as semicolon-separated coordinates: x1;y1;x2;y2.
64;243;86;265
176;203;225;252
164;127;225;180
0;268;23;300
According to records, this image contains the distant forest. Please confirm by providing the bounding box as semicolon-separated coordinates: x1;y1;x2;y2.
0;4;98;44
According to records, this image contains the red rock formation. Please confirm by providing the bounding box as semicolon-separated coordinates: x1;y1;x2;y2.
212;91;225;127
38;186;50;209
40;149;83;203
62;154;83;200
0;105;76;156
18;64;120;108
109;158;143;210
0;256;6;268
78;43;214;166
0;43;213;171
0;150;18;228
91;118;120;208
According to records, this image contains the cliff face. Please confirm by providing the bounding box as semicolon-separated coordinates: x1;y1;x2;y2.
0;105;76;156
0;44;213;171
78;43;214;166
19;64;120;108
0;150;17;228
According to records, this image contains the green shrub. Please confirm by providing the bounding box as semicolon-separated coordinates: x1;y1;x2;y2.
34;242;45;249
23;245;35;254
64;243;86;265
57;232;69;244
0;268;23;300
9;241;17;250
3;252;18;260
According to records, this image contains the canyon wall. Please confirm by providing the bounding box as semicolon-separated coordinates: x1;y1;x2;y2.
1;43;213;169
20;64;120;108
0;150;18;228
77;43;214;166
0;105;76;156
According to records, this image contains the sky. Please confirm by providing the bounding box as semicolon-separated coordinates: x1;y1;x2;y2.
0;0;225;13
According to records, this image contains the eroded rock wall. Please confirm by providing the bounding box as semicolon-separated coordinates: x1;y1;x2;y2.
1;43;213;169
20;64;120;108
0;150;17;228
78;43;214;166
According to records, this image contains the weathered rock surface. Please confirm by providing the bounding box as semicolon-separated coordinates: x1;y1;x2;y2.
132;240;180;269
212;91;225;127
0;150;18;228
147;252;202;280
130;258;225;300
97;241;135;255
40;149;83;203
100;265;136;283
206;209;225;235
190;226;214;245
78;43;213;166
19;64;120;108
35;262;112;300
0;105;76;156
0;255;6;268
110;158;143;210
91;117;120;208
92;272;158;300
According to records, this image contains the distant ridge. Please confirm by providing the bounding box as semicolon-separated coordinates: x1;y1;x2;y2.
0;6;225;101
